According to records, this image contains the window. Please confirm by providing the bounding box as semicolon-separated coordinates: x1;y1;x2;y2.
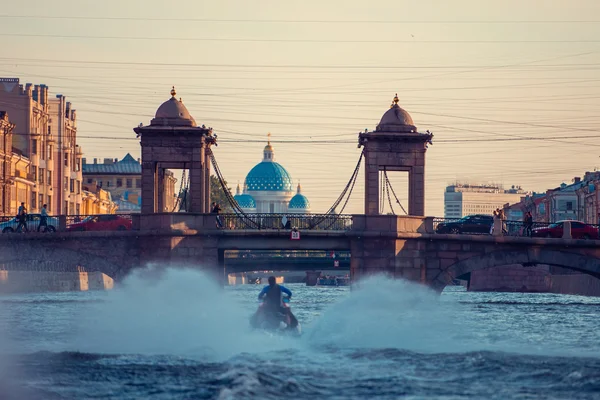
136;179;141;188
76;181;81;194
64;153;69;167
47;170;52;184
48;145;52;160
117;178;123;187
47;196;51;212
566;201;573;211
64;179;68;191
76;204;80;215
126;178;132;188
87;178;92;184
70;179;75;193
31;192;37;209
41;142;45;160
39;194;43;209
106;181;111;187
47;126;51;136
39;168;44;184
32;166;37;182
31;139;38;155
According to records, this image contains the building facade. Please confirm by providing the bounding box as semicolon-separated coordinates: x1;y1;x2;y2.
48;94;83;215
82;154;177;213
0;78;82;215
444;183;529;218
233;139;311;214
81;184;118;215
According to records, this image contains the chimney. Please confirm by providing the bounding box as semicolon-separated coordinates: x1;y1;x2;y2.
114;158;118;163
25;83;32;96
137;158;141;164
33;85;40;102
82;158;86;165
574;177;581;184
103;158;113;165
93;158;97;164
39;84;48;105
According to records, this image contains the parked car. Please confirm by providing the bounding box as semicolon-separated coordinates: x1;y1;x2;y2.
532;220;599;239
436;214;494;234
67;214;132;232
0;214;58;233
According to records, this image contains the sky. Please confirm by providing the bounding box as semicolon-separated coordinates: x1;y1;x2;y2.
2;0;600;216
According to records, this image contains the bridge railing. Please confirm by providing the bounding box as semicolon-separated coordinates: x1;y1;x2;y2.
0;213;134;233
217;213;353;231
433;218;600;239
224;250;351;259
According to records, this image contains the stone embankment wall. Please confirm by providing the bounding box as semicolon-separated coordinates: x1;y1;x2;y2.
0;271;113;294
550;274;600;297
469;265;552;292
470;266;600;296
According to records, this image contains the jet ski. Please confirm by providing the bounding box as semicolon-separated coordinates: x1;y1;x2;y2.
250;297;302;336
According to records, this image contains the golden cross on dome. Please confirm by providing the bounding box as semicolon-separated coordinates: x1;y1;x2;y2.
170;86;176;98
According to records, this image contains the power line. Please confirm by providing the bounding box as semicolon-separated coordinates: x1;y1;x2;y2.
2;15;600;24
3;32;600;43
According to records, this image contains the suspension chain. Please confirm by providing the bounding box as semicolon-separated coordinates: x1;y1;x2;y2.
171;169;188;212
208;149;258;228
384;167;395;215
383;169;407;215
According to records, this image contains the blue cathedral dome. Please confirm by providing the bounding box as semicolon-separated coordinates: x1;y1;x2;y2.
233;183;256;209
288;183;310;210
245;162;293;191
289;193;310;209
245;140;293;192
234;193;256;209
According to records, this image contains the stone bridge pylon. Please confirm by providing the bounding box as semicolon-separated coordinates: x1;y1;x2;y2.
359;94;433;216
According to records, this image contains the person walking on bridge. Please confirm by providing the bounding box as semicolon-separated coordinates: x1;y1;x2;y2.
524;212;533;237
16;202;28;233
38;204;49;232
211;202;223;228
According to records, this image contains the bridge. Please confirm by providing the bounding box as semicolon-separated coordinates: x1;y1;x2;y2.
2;90;599;292
1;213;600;291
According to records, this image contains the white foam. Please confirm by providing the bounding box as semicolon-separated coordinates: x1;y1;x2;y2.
73;266;298;360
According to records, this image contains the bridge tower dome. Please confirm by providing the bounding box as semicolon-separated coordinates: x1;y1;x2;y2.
134;87;216;213
358;94;433;216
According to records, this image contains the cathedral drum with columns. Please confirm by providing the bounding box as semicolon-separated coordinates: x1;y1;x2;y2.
234;136;310;214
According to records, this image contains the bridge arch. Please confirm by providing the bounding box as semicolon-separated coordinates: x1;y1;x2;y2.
431;249;600;291
0;244;125;280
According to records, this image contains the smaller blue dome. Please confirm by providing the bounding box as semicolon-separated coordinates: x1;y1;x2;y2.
234;193;256;209
289;193;310;210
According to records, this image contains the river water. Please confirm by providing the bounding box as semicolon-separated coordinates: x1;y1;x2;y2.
1;268;600;399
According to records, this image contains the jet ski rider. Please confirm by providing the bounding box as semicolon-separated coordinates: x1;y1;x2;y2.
258;276;292;312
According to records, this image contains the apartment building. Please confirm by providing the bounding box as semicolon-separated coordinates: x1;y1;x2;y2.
0;78;82;215
444;183;529;218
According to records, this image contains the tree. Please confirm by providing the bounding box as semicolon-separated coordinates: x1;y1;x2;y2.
176;175;233;213
210;175;233;213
